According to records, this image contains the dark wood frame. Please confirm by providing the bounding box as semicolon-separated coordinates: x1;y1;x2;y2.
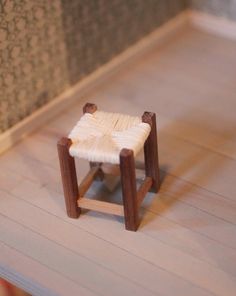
57;103;160;231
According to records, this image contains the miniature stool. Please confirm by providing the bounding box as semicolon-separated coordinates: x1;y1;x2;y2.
57;103;160;231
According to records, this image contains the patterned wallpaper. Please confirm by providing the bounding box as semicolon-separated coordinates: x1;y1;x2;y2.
0;0;187;132
189;0;236;21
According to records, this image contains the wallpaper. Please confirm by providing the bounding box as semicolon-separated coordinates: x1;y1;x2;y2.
189;0;236;21
0;0;187;132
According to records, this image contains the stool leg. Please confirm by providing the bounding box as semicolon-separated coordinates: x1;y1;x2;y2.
57;137;80;218
142;112;160;192
83;102;104;181
120;149;139;231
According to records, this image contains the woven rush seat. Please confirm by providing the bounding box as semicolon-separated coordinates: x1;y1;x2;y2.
68;111;151;164
57;103;160;231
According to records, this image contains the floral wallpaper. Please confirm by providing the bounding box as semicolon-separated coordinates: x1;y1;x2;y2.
0;0;187;132
189;0;236;21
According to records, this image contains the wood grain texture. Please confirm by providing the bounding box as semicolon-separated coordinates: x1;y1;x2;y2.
57;137;80;218
0;241;95;296
1;190;235;296
78;198;124;216
1;28;236;296
120;149;139;231
0;213;155;296
137;177;152;207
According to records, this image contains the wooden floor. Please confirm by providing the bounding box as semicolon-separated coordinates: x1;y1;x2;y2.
1;27;236;296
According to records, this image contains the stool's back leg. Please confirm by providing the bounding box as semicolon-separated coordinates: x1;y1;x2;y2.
83;102;104;180
120;149;139;231
142;112;160;192
83;102;97;114
57;137;80;218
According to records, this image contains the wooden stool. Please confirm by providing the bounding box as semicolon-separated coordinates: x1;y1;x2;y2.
57;103;160;231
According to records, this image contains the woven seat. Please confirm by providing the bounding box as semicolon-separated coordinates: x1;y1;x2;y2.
68;111;151;164
57;103;160;231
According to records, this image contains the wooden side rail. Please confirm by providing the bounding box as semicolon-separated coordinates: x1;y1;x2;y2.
78;198;124;216
78;177;152;216
137;177;152;207
101;163;120;176
78;166;101;197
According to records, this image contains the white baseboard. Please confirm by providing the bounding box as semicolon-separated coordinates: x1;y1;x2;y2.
189;10;236;40
0;11;188;155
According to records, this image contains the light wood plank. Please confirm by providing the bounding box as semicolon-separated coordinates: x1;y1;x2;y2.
1;192;214;296
1;28;236;296
3;188;236;296
0;191;219;295
135;161;236;225
159;174;236;225
10;153;236;248
0;213;156;296
10;172;236;261
78;198;124;216
0;242;95;296
0;169;23;193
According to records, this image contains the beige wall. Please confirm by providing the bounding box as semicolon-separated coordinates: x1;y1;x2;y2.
189;0;236;21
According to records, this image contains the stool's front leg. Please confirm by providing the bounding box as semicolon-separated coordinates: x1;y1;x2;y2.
120;149;139;231
142;112;160;192
57;137;80;218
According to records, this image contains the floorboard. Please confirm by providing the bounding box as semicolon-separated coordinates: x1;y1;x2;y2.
0;27;236;295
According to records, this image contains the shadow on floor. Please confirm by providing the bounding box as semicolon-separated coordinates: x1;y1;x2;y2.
140;108;235;228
